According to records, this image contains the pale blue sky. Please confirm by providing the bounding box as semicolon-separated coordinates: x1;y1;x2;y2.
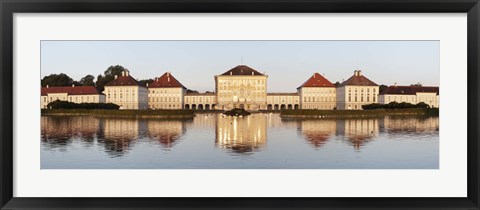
41;41;439;92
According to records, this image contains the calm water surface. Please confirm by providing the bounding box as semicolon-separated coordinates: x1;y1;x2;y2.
41;113;439;169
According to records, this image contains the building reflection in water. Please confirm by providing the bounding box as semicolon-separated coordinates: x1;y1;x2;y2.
98;118;144;157
147;120;186;149
380;116;439;134
215;115;267;154
41;116;99;148
336;119;379;150
298;120;336;148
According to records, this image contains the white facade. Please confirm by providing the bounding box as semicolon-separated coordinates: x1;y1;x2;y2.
184;93;216;110
104;70;148;110
148;87;185;109
336;70;379;110
379;92;439;108
104;86;148;110
336;85;379;110
298;87;336;110
266;94;300;110
41;86;105;109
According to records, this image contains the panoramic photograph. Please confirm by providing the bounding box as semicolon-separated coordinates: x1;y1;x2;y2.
40;40;439;169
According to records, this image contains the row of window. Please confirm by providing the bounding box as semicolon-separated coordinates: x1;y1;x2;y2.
303;89;335;94
43;96;99;103
303;104;335;109
304;97;336;103
107;93;135;99
218;80;265;86
149;97;180;102
218;88;265;94
185;97;215;103
348;95;376;102
149;89;180;94
347;88;377;93
149;104;181;109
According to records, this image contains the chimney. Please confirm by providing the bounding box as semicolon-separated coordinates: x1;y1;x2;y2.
72;84;75;87
46;85;49;88
115;75;118;79
354;70;358;76
358;70;362;76
121;71;125;76
313;73;315;78
125;70;129;76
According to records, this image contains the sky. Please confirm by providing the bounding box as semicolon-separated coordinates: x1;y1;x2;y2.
41;41;439;92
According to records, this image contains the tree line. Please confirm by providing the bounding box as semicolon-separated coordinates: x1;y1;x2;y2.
41;65;155;92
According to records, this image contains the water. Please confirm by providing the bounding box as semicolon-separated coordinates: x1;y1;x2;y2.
41;113;439;169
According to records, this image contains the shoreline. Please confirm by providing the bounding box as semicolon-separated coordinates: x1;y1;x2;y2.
280;108;439;119
41;108;439;119
41;109;195;119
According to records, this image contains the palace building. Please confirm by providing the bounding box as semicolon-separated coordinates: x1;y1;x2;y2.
297;73;336;110
104;70;148;110
41;85;105;109
214;65;268;111
336;70;379;110
41;65;439;110
378;85;439;108
147;72;186;110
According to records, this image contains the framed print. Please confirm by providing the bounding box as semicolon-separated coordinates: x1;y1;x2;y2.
1;0;479;209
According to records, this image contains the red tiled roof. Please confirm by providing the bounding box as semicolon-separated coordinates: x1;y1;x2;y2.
340;71;378;86
105;75;139;86
379;86;439;95
298;73;334;88
220;65;264;76
41;86;102;96
148;72;185;88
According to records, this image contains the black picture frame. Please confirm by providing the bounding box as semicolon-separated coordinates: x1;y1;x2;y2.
1;0;479;209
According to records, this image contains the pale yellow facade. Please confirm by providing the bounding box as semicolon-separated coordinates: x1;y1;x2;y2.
104;86;148;110
298;87;336;110
184;93;216;110
379;93;439;108
266;94;300;110
148;87;185;109
41;93;105;109
336;85;379;110
214;75;268;111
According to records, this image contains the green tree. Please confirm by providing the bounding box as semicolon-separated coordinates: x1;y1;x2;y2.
41;73;74;87
379;84;388;93
95;65;126;92
138;79;154;87
104;65;125;77
79;74;95;86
